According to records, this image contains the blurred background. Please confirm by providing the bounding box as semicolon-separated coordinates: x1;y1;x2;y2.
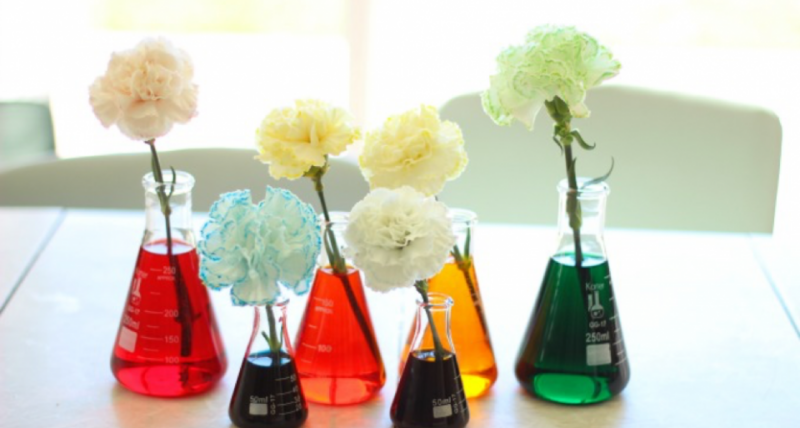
0;0;797;237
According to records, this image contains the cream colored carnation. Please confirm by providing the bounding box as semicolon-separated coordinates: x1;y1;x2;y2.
343;187;455;292
482;25;620;130
360;105;468;196
89;38;198;141
255;99;361;180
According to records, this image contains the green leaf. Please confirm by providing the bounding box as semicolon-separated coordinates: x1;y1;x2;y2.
580;157;615;190
571;130;596;151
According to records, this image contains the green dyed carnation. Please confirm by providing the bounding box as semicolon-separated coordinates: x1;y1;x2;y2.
482;25;620;130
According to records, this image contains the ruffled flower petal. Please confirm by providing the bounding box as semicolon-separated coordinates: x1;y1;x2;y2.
344;187;455;292
360;105;468;197
482;25;620;130
199;187;321;306
255;99;361;180
89;37;198;141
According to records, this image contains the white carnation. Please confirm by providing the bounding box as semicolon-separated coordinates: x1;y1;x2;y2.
343;187;455;292
89;38;198;141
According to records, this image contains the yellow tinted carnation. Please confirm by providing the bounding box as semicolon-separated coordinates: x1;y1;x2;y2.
360;105;468;196
255;99;361;180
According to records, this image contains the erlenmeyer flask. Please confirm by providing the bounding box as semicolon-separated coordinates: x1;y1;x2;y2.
111;170;227;397
294;212;385;405
400;209;497;398
230;298;308;428
392;293;469;428
515;179;630;404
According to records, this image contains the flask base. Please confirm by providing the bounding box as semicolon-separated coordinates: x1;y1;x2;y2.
111;355;226;397
300;373;384;405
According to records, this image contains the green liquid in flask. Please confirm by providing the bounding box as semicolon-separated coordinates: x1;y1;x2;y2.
515;254;630;404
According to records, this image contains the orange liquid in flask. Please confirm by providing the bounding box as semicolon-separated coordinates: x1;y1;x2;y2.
295;267;385;405
111;240;227;397
401;262;497;398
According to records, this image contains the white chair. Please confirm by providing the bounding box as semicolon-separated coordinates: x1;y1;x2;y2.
438;85;782;233
0;148;368;213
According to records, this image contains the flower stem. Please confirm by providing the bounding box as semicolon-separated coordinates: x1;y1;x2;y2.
451;245;490;339
415;281;445;362
145;139;193;360
310;171;382;364
265;304;282;361
562;144;584;269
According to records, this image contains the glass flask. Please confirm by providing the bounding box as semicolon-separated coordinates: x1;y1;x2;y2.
294;212;385;405
515;178;630;404
230;298;308;428
392;293;469;428
111;171;227;397
400;209;497;398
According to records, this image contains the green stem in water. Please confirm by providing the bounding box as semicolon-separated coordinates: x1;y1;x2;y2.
309;169;382;364
145;139;193;359
451;245;490;338
415;280;445;362
562;144;584;269
264;304;282;362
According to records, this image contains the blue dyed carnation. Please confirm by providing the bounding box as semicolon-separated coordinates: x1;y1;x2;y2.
199;186;321;306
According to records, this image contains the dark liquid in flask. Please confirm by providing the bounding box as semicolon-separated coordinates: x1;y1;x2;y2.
294;267;385;405
515;254;630;404
111;240;226;397
391;350;469;428
230;351;308;428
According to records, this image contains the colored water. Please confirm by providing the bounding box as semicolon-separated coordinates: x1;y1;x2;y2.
392;350;469;428
294;267;385;405
111;240;226;397
515;254;629;404
402;261;497;398
229;351;308;428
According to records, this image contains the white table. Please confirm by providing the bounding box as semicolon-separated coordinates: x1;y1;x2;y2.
0;207;63;311
1;209;799;427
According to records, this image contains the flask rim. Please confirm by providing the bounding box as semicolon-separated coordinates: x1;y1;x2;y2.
449;208;477;225
557;177;609;198
256;294;290;309
415;292;454;311
143;170;195;193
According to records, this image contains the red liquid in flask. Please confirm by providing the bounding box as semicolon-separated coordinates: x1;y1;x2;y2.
294;267;385;405
111;240;227;397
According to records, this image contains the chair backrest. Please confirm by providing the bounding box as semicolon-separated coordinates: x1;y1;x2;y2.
0;101;56;168
438;85;782;233
0;148;368;213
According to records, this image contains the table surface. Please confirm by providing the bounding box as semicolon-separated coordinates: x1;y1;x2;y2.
1;208;799;428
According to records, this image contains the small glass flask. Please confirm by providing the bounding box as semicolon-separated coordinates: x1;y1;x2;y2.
230;298;308;428
515;179;630;404
401;209;497;398
294;212;386;405
111;170;227;397
392;293;469;428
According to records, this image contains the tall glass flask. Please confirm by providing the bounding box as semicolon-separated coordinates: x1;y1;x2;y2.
392;293;469;428
294;212;386;405
230;299;308;428
401;209;497;398
111;171;227;397
515;179;630;404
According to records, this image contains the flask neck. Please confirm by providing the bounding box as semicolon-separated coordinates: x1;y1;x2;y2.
449;208;477;261
143;170;195;247
410;292;455;356
554;178;609;261
318;211;350;269
248;297;293;358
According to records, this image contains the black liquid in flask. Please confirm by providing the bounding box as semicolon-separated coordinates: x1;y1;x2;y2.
229;350;307;428
392;350;469;428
